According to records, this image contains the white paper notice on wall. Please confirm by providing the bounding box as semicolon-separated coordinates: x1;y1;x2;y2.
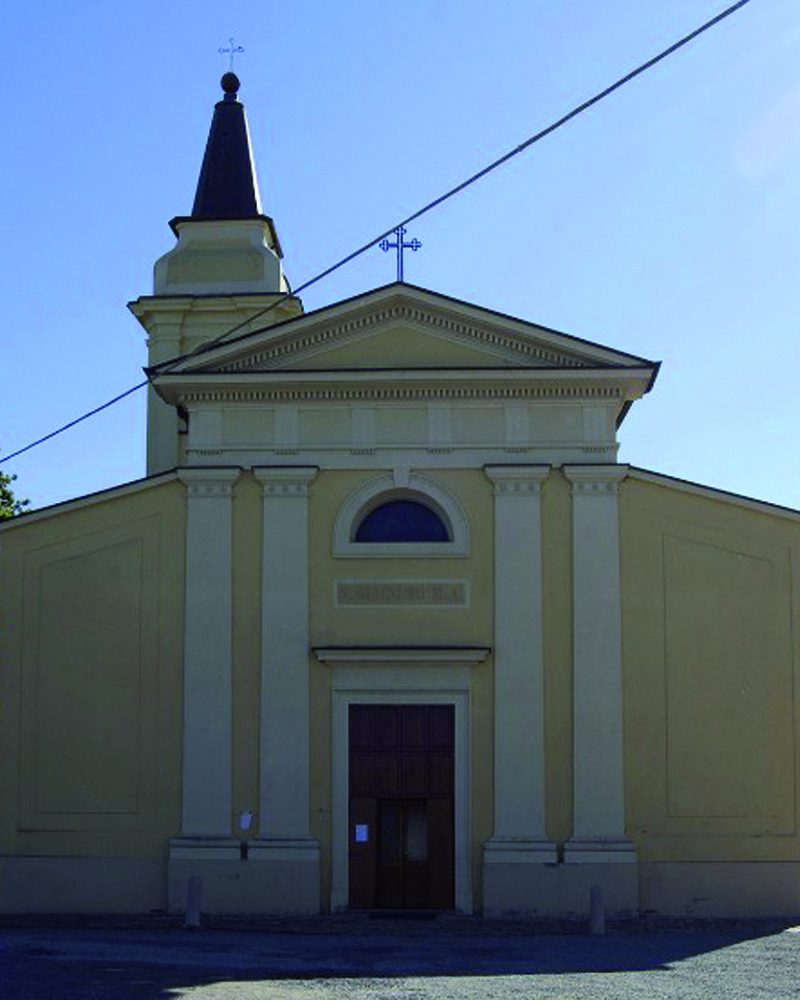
354;824;369;843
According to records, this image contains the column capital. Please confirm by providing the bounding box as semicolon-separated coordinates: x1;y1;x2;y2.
253;466;319;497
483;464;551;495
562;464;629;494
178;466;243;498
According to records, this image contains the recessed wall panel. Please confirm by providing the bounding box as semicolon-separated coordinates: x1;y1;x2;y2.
663;534;793;822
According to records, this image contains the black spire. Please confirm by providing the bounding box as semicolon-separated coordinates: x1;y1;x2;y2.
190;73;261;219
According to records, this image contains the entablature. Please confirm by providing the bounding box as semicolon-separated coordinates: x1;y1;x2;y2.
154;365;653;406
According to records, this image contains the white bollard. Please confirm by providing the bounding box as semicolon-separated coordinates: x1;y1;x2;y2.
589;884;605;935
185;875;203;929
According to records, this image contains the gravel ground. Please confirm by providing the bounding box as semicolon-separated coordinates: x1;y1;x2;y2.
0;916;798;999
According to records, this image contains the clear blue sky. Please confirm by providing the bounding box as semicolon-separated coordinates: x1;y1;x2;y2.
3;1;800;510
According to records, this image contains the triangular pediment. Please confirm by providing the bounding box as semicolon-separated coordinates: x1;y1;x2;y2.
154;284;655;378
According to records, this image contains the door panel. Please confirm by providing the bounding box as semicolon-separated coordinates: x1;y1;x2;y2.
401;754;428;796
373;754;401;796
429;753;455;797
427;797;455;909
405;802;428;861
402;706;428;749
374;706;401;750
349;704;455;910
376;799;403;908
401;799;429;909
429;704;456;750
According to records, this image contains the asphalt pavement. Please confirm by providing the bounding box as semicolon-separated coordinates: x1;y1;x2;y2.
0;915;798;999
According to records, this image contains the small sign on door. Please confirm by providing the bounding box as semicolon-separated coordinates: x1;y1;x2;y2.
354;824;369;843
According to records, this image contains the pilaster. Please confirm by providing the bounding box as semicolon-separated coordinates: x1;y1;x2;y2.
483;464;557;913
168;466;242;916
174;468;242;840
562;464;636;867
249;466;320;912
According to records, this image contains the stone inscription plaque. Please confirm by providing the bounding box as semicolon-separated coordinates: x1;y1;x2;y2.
335;580;468;608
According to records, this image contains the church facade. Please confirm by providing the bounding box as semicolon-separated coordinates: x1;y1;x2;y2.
1;74;799;919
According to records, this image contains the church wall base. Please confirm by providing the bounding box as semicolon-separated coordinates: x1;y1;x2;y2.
483;860;800;918
482;860;638;918
3;855;799;919
168;840;321;915
639;862;800;919
0;857;165;913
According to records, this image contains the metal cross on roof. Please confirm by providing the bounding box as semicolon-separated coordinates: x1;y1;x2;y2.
219;37;244;72
379;226;422;282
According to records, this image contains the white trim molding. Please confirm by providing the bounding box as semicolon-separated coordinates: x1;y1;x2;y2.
253;466;316;497
0;471;181;531
484;463;550;496
252;466;319;847
175;467;243;839
247;464;322;911
156;286;657;376
483;464;558;896
563;463;629;494
627;466;800;523
332;471;470;558
562;464;636;865
314;645;490;665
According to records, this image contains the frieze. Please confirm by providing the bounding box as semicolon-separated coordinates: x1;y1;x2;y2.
178;384;624;405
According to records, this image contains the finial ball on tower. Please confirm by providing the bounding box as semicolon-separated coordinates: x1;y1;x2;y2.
221;72;240;98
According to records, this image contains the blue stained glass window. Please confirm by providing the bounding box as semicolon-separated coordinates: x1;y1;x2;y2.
354;499;450;543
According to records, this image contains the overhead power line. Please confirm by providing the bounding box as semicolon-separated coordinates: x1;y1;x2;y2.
2;382;149;465
1;0;751;467
189;0;751;358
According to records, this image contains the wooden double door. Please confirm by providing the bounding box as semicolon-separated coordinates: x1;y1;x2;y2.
348;704;455;910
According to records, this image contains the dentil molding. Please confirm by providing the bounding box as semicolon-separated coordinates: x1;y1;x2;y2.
253;466;319;497
483;464;551;495
562;464;629;494
177;467;242;498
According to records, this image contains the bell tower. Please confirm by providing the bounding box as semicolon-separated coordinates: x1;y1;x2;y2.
129;73;303;474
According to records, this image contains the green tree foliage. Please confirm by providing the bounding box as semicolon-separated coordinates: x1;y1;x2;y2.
0;466;29;520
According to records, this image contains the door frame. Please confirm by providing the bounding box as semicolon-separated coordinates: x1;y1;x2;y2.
318;650;486;914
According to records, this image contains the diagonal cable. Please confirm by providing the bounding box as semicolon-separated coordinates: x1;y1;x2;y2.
1;0;752;466
167;0;751;364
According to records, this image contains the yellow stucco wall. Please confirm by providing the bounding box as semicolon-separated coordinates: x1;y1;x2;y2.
7;462;798;915
620;475;800;864
0;480;186;867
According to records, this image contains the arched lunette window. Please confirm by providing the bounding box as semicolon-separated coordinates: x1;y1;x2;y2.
333;473;470;558
354;498;450;543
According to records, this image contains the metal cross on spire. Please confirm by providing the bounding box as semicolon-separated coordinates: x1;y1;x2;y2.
379;226;422;282
219;37;244;72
